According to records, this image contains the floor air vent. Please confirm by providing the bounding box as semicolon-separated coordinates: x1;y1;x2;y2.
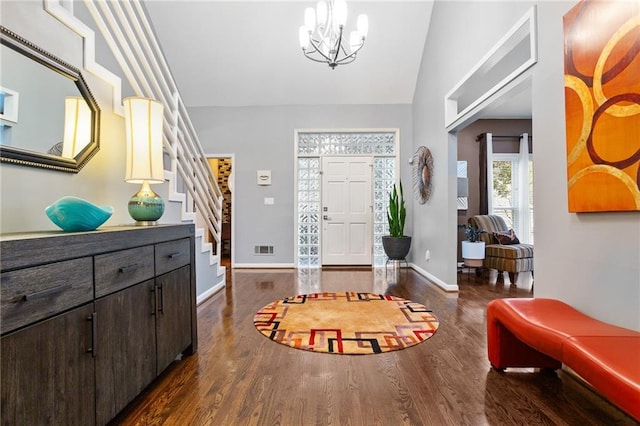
254;245;274;255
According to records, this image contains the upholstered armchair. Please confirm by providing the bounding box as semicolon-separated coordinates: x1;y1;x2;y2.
468;215;533;285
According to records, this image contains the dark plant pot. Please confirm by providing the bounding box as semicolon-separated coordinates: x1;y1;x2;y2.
382;236;412;260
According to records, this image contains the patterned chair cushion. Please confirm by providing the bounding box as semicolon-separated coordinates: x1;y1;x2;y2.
485;243;534;259
484;256;534;273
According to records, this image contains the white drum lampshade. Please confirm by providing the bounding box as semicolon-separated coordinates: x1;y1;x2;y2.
124;97;165;224
62;97;92;158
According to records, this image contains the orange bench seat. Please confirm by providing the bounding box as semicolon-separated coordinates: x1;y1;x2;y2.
486;298;640;421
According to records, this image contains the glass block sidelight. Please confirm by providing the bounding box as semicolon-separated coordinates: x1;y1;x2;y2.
373;157;396;266
297;267;321;294
297;132;397;268
297;156;321;268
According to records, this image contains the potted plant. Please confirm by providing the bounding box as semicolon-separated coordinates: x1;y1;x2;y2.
382;181;411;260
461;224;485;266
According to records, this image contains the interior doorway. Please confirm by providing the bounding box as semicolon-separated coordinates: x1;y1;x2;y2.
207;155;233;267
446;7;536;279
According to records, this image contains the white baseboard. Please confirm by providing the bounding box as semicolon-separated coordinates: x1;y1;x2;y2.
233;263;296;269
196;282;225;305
227;262;459;292
409;263;459;292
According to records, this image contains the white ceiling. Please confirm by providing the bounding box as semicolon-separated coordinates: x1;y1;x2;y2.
143;0;531;117
143;0;434;108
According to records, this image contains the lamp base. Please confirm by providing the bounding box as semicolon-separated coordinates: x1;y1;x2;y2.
128;181;164;225
134;220;159;227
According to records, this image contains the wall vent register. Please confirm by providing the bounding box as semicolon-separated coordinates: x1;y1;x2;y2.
254;245;275;255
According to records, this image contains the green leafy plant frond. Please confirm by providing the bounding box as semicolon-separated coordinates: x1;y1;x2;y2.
387;181;406;237
462;224;483;242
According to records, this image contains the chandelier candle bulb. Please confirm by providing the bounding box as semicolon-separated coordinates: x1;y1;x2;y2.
317;1;328;26
334;0;347;26
305;7;316;31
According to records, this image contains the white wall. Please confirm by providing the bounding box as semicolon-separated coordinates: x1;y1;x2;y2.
187;104;413;265
412;1;639;330
0;1;182;233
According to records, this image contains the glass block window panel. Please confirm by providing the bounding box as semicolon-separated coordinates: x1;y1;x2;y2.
297;267;321;294
297;156;321;267
296;132;397;268
298;132;396;156
373;156;397;266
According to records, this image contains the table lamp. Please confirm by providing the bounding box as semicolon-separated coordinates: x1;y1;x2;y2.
124;97;165;225
62;96;91;158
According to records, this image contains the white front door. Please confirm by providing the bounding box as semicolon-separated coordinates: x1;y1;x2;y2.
321;156;373;265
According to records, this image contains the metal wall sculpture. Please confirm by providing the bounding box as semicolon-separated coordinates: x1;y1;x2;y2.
413;146;433;204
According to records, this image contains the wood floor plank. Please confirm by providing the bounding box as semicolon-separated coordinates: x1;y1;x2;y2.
110;268;637;425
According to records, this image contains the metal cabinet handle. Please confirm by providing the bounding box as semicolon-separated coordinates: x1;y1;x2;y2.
87;312;97;357
157;283;165;314
167;252;183;259
118;264;139;274
323;215;332;220
13;284;71;303
150;286;157;316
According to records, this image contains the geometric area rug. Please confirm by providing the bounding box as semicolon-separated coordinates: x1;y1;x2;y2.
253;292;439;355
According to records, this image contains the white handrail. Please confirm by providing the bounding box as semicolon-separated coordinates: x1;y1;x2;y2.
85;0;223;255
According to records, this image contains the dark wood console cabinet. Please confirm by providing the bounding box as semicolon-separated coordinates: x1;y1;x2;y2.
0;225;197;425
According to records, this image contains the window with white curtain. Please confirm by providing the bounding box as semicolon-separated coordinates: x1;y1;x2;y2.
491;152;534;243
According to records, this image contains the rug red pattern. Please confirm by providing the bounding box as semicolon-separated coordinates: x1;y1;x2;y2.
253;292;439;354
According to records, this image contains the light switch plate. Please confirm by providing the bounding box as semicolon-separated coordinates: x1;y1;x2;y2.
264;197;274;205
257;170;271;185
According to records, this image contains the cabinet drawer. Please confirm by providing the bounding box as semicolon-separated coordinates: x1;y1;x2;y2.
1;258;93;334
155;238;191;275
95;245;154;298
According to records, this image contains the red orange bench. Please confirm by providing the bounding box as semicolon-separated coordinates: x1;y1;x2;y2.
486;298;640;421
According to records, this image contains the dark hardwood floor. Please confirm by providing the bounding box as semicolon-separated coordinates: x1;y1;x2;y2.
112;267;635;425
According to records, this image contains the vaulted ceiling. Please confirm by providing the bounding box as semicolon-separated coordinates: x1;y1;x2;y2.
142;0;531;118
143;0;434;108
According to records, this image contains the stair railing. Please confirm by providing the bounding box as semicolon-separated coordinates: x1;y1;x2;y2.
80;0;223;255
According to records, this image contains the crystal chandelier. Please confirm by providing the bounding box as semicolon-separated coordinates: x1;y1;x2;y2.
298;0;368;69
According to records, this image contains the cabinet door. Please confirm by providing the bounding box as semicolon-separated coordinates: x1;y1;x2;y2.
95;280;156;426
156;265;192;373
1;304;95;425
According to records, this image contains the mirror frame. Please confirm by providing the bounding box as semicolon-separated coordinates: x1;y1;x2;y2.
0;26;100;173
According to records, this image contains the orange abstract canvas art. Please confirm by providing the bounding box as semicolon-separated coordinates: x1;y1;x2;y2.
563;0;640;212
